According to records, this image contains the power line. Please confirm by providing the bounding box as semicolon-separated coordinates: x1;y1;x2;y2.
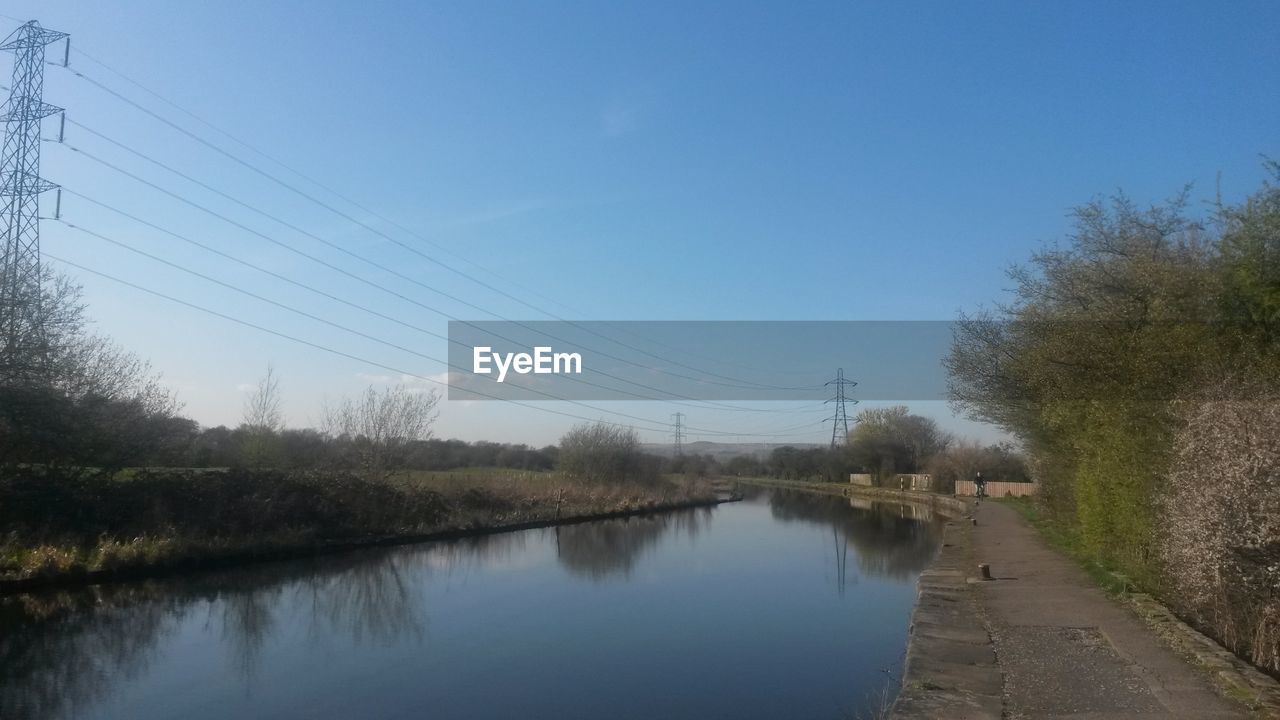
51;216;825;437
68;44;593;320
66;51;823;392
39;251;651;433
53;216;772;418
0;21;830;443
58;141;509;320
52;134;815;413
63;188;826;425
33;41;828;438
43;250;826;440
59;62;815;393
7;29;829;401
55;218;827;437
61;189;451;342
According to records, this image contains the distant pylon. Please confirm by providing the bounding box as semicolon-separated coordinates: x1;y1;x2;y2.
672;412;685;456
825;368;857;448
0;20;69;380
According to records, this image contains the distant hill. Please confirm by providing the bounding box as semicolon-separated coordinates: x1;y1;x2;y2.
641;440;823;461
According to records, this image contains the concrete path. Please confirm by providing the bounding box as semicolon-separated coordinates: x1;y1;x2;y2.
972;500;1246;719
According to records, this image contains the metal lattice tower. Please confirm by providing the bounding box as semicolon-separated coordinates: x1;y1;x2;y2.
671;412;685;456
0;20;68;380
825;368;857;449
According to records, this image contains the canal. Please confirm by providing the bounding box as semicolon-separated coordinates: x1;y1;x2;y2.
0;487;944;720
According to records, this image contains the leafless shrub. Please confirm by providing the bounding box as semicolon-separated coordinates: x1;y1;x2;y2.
242;363;284;433
557;422;658;485
15;270;177;415
240;364;284;467
924;440;1028;493
322;385;440;481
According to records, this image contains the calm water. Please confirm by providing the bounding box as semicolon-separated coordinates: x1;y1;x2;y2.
0;488;943;720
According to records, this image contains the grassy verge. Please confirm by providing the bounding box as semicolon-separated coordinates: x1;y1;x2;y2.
0;467;718;588
995;496;1133;596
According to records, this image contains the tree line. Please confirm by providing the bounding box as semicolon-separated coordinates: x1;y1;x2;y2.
0;270;1004;490
0;286;711;483
719;405;1027;490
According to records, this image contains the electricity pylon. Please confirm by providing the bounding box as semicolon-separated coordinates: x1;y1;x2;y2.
672;412;685;456
825;368;857;449
0;20;68;380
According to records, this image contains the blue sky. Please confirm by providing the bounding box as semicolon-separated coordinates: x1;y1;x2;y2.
5;1;1279;445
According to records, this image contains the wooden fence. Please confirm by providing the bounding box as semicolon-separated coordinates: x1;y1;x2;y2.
955;480;1037;497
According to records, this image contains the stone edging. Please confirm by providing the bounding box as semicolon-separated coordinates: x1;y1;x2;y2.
890;512;1002;719
1127;593;1280;716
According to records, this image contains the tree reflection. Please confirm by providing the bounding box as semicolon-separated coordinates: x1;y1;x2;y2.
555;507;713;581
0;588;180;720
767;489;943;582
0;544;440;720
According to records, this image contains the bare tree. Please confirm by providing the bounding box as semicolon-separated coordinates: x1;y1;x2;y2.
242;363;284;433
322;384;440;480
239;364;284;467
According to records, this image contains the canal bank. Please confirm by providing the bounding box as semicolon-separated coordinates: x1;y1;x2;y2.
889;505;1002;719
0;494;735;596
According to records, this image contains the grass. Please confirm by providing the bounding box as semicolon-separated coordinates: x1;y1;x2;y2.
0;466;717;586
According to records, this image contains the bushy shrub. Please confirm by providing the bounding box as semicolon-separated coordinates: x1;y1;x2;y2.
557;423;658;485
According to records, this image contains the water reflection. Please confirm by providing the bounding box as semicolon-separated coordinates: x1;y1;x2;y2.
0;588;178;720
1;546;449;720
554;507;713;581
766;489;944;581
0;510;716;720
